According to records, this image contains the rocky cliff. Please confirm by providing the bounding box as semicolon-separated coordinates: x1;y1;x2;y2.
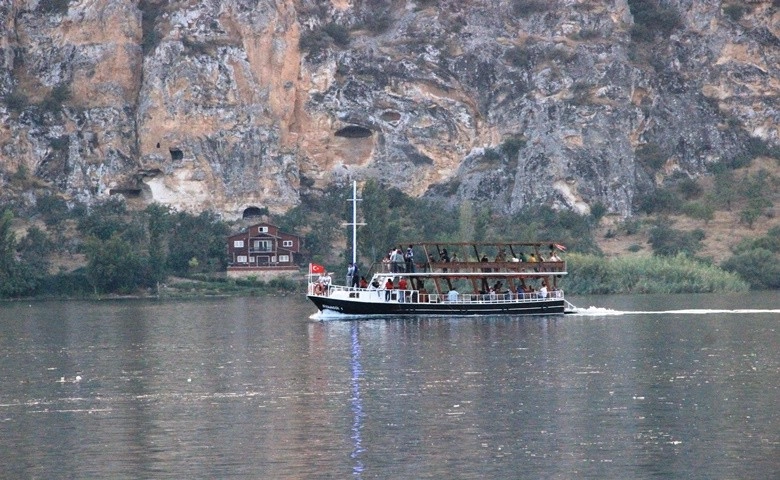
1;0;778;220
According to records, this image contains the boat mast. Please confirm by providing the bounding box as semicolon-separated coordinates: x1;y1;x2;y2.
345;181;365;266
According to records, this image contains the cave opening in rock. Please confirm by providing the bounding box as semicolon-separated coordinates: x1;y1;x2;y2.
169;148;183;160
242;206;269;219
334;125;372;138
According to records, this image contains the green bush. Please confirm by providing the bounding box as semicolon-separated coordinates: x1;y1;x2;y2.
681;201;715;224
637;189;682;214
648;222;704;256
36;194;70;226
566;253;749;294
722;248;780;289
635;143;667;171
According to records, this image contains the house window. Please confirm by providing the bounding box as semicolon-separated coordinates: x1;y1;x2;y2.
253;240;271;252
234;240;244;248
282;240;293;247
258;226;268;233
236;255;248;263
278;255;290;262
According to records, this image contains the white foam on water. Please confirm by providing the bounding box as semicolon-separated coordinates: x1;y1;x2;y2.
570;307;780;316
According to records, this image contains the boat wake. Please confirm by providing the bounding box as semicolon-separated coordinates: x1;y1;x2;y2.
571;306;780;316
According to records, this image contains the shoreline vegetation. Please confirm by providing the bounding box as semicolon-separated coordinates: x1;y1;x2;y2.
1;175;776;300
1;253;749;302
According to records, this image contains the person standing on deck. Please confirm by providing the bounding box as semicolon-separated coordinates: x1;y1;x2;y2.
351;263;360;288
346;262;355;287
391;248;404;273
384;277;394;301
398;276;408;302
405;245;415;273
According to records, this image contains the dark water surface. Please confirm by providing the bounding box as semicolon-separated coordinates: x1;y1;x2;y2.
0;293;777;479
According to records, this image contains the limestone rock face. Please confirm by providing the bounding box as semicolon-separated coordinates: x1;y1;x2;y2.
1;0;778;219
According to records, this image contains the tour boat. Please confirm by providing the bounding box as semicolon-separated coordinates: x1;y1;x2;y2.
307;241;577;316
305;182;577;317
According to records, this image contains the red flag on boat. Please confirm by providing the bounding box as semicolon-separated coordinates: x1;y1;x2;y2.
309;263;325;274
553;243;567;251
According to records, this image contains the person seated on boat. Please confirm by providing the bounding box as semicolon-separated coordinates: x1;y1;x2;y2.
495;249;506;262
480;255;491;273
439;248;450;272
523;285;534;299
359;276;368;288
488;288;497;300
425;254;434;272
450;252;458;262
369;278;381;298
418;285;429;303
447;289;459;302
384;278;394;301
539;282;548;299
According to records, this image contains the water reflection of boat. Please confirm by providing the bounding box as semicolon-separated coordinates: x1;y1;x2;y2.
307;241;577;316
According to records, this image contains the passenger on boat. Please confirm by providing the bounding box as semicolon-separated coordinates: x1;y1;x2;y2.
425;254;435;272
346;263;355;287
548;251;562;262
539;283;548;298
450;252;458;262
359;276;368;288
384;278;394;301
447;289;459;302
391;248;404;273
397;277;408;302
405;245;415;273
480;255;490;273
419;286;429;303
439;248;450;272
314;272;332;296
317;272;332;286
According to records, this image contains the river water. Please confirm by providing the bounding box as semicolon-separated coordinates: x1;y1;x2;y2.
0;293;777;479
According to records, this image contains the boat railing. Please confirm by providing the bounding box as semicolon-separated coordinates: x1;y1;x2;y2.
309;282;564;304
